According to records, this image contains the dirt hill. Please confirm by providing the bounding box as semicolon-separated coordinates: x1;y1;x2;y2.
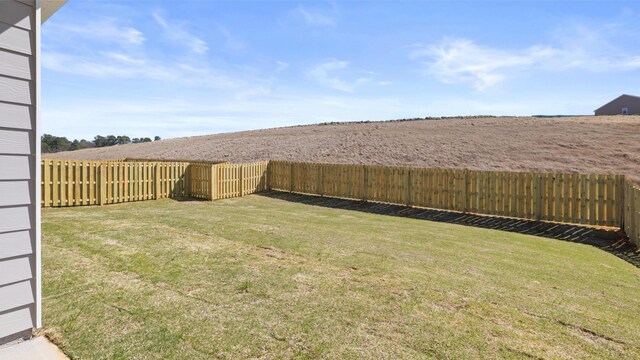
47;115;640;180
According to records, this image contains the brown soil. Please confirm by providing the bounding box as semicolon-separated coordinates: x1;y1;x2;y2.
47;115;640;181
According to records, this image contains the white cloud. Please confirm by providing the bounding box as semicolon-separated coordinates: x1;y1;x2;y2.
307;60;371;92
217;25;245;52
276;61;290;73
153;11;208;54
44;18;145;45
295;6;336;27
411;38;556;90
42;50;249;90
412;23;640;91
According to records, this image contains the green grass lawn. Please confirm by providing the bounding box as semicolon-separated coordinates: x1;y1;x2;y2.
41;193;640;359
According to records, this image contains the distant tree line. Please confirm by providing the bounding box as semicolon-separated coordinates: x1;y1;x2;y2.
41;134;161;153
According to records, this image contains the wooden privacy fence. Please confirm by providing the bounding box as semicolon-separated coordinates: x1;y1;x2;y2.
268;161;636;233
623;180;640;246
41;158;640;246
41;159;268;206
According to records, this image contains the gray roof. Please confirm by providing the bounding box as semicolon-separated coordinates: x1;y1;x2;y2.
594;94;640;112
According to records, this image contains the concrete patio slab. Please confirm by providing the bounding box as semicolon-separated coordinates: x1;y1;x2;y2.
0;336;67;360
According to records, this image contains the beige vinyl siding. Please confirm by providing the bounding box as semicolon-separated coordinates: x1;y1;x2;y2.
0;0;37;345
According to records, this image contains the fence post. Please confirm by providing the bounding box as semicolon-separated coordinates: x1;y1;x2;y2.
99;162;106;206
289;162;294;193
618;175;626;228
406;168;412;206
211;164;218;200
264;161;269;191
362;165;368;201
462;170;468;213
154;163;161;200
239;164;245;197
534;173;543;221
317;164;323;196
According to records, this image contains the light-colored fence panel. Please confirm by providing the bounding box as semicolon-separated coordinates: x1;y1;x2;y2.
624;180;640;246
42;159;100;207
40;158;639;245
188;162;214;200
42;159;192;207
267;161;625;228
213;161;268;200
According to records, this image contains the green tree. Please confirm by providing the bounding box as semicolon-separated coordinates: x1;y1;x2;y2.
117;135;131;145
94;135;108;147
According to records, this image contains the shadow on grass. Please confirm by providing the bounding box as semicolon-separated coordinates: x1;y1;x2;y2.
257;191;640;268
169;196;211;202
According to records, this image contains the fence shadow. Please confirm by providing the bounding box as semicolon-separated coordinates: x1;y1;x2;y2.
258;191;640;268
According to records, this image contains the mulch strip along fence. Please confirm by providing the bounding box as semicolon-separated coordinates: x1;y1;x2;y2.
41;159;640;247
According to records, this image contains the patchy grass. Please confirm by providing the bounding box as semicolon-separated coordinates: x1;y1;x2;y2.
42;194;640;359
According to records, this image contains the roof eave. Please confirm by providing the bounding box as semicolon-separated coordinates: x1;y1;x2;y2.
41;0;67;23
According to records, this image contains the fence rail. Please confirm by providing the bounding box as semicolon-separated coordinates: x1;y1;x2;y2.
41;159;640;247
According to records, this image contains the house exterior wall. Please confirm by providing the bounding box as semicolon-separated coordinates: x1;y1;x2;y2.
594;95;640;115
0;0;39;345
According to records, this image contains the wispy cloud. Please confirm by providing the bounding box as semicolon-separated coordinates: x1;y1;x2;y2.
412;21;640;91
307;60;371;92
44;18;145;45
217;25;245;52
153;11;208;54
42;49;251;90
276;61;290;73
411;38;556;90
295;5;336;27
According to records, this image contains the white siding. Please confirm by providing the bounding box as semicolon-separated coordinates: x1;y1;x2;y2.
0;307;33;340
0;23;32;55
0;103;32;130
0;129;31;154
0;181;31;206
0;0;37;345
0;281;34;312
0;76;32;105
0;1;32;31
0;50;32;80
0;231;32;258
0;155;31;180
0;256;33;286
0;207;31;233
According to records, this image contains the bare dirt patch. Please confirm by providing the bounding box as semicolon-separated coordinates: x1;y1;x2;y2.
48;116;640;181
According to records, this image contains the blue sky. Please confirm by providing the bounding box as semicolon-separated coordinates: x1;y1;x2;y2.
42;1;640;140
